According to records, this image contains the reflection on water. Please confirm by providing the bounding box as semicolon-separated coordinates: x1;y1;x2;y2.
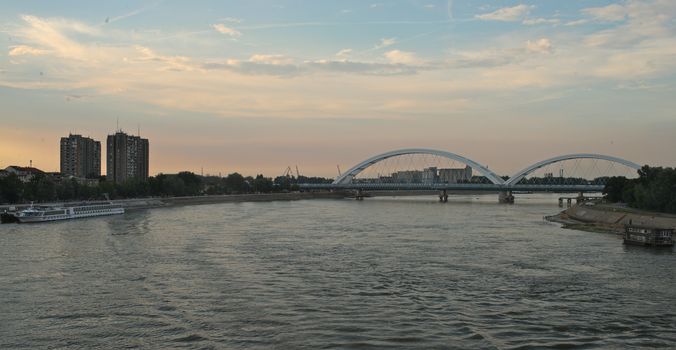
1;194;675;349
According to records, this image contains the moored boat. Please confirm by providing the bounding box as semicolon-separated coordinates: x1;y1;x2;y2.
623;225;674;247
15;202;124;223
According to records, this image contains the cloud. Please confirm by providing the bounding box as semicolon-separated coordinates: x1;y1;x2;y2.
135;46;196;71
335;48;352;59
202;57;419;77
8;45;49;56
220;17;242;23
15;15;101;60
526;38;553;54
565;19;589;26
384;50;419;64
522;18;560;25
212;24;241;38
307;60;419;76
249;54;293;65
582;4;627;22
374;37;397;49
476;5;533;22
4;7;676;125
106;1;162;23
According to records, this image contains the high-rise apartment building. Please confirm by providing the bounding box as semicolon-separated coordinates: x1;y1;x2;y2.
60;134;101;178
106;131;149;183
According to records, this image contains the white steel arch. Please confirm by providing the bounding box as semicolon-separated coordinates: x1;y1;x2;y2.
333;148;505;185
504;153;641;187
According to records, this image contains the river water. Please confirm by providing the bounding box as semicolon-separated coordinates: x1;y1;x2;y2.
1;194;675;349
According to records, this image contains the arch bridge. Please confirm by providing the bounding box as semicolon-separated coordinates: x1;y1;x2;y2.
299;148;641;203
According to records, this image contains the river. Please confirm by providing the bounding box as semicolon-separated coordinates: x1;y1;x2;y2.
1;194;675;349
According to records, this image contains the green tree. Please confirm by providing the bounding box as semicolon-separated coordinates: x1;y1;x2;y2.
0;174;23;204
603;176;627;203
225;172;246;193
253;174;273;193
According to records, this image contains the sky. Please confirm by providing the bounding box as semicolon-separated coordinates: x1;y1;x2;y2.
1;0;675;178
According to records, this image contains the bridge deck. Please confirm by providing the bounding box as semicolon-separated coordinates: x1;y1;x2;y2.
300;183;604;193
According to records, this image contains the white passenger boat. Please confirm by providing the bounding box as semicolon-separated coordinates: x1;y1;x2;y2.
15;202;124;223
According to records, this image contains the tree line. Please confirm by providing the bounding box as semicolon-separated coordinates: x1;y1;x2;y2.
0;172;333;204
603;165;676;214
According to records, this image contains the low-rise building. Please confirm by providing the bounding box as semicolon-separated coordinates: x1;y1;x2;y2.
439;166;472;183
3;166;45;182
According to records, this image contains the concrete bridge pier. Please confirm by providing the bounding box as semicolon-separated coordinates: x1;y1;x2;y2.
499;191;515;204
576;192;585;204
355;189;365;200
439;190;448;203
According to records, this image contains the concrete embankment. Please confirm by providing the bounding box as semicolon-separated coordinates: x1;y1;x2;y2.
547;203;676;233
0;191;348;212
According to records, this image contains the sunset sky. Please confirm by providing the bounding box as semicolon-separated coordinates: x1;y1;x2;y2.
1;0;675;178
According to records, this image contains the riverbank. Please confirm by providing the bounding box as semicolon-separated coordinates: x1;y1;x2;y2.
546;202;676;234
0;191;348;213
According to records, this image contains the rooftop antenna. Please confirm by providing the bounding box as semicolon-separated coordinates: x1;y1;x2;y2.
30;160;32;167
137;123;140;137
116;117;119;132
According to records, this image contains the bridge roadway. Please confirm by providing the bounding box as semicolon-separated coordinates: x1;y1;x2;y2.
299;183;604;193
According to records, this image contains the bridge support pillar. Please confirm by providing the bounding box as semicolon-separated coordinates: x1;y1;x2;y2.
355;189;365;200
576;192;585;204
498;191;514;204
558;198;564;207
439;190;448;203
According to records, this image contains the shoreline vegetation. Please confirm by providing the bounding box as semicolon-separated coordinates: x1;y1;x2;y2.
0;170;334;205
0;191;348;212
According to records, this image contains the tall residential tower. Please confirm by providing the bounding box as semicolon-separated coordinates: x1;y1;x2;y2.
60;134;101;178
106;131;149;183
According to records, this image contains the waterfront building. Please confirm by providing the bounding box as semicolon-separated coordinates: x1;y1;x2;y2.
422;167;439;183
392;170;423;183
439;166;472;184
106;131;149;183
60;134;101;178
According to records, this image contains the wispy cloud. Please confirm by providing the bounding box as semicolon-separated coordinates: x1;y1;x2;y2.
384;50;419;64
374;37;397;49
526;38;553;54
213;24;242;38
107;0;162;24
8;45;49;56
582;4;627;22
476;5;533;22
522;18;560;26
220;17;242;24
336;48;352;59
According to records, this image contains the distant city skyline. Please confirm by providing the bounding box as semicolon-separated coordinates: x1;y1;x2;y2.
1;1;675;177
